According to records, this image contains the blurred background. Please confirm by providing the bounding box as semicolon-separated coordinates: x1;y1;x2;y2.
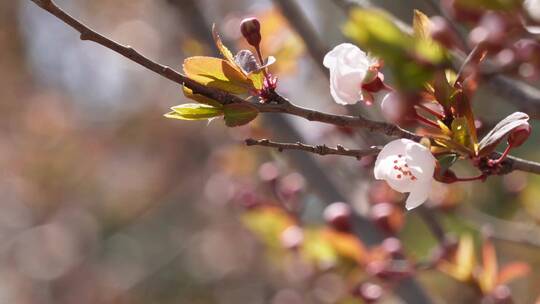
2;0;540;303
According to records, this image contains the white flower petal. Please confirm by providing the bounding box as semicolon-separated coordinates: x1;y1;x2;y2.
324;43;379;106
405;182;431;210
525;0;540;22
373;138;436;211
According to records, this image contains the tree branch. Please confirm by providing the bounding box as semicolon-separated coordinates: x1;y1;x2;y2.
331;0;540;119
245;138;380;159
28;0;540;176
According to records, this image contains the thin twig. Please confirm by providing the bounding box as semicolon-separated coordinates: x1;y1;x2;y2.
245;138;380;159
27;0;540;175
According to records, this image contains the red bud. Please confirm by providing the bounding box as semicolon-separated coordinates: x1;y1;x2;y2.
323;202;352;232
240;18;262;47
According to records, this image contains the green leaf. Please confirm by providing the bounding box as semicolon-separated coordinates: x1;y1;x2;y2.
343;9;447;91
451;117;473;149
437;153;459;173
344;9;411;60
223;103;258;127
413;10;447;65
451;91;478;154
164;103;223;121
478;112;530;156
183;56;254;94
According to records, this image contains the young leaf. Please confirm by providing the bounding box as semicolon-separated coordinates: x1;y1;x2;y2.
413;10;431;40
241;206;295;249
223;103;259;127
182;85;222;108
164;103;223;121
478;112;530;156
343;9;447;90
451;91;479;154
451;117;473;149
478;238;498;294
344;9;411;61
212;24;236;67
183;56;254;94
437;153;459;173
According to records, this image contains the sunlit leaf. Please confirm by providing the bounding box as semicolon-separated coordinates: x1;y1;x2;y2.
241;206;295;248
413;10;431;40
451;117;473;149
302;229;338;268
413;10;447;63
344;9;411;61
478;112;530;156
164;103;223;121
183;56;254;94
212;24;236;66
450;91;478;154
439;234;475;282
223;103;259;127
344;9;447;91
182;85;222;108
321;229;367;265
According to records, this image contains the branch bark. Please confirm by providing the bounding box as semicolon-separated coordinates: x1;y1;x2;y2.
245;138;380;159
28;0;540;176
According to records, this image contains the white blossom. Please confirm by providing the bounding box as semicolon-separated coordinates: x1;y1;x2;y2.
374;139;436;210
323;43;380;105
525;0;540;23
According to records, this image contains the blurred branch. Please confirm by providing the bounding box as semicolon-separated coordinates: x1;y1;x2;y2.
27;0;540;176
461;206;540;249
245;138;380;159
331;0;540;119
417;205;446;244
272;0;329;77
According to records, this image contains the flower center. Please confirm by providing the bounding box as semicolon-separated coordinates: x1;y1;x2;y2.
391;154;417;181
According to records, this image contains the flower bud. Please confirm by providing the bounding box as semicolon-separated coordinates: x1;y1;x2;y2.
323;202;352;232
508;124;532;147
240;17;262;47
